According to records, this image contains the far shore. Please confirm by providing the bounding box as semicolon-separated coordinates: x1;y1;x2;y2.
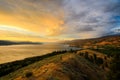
0;44;81;64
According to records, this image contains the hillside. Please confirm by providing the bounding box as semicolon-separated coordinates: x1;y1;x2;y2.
0;52;106;80
0;35;119;80
63;35;120;48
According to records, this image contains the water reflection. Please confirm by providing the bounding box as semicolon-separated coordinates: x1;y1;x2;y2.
0;43;80;64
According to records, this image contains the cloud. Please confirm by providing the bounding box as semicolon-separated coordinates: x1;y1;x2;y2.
60;0;120;39
0;25;42;38
0;0;64;36
0;0;120;41
104;0;120;15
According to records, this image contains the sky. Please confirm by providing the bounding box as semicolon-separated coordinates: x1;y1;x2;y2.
0;0;120;42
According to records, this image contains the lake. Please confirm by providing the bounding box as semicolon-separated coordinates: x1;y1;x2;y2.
0;43;80;64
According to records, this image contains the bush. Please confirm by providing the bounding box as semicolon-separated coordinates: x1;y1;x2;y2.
84;52;89;60
96;57;104;65
89;55;94;63
104;56;107;60
108;53;120;80
104;62;109;68
79;52;84;56
93;54;97;60
25;72;33;78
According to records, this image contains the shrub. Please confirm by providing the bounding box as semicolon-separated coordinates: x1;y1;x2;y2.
96;57;103;65
89;55;94;63
108;53;120;80
25;72;33;78
104;56;107;60
84;52;89;60
93;54;97;60
79;52;84;56
104;62;109;68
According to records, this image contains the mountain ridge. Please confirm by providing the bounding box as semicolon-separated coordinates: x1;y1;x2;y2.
63;35;120;48
0;40;42;46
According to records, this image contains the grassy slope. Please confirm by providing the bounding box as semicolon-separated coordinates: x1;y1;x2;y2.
0;52;106;80
77;49;111;71
65;35;120;47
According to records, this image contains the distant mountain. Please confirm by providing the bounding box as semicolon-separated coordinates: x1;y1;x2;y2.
63;35;120;48
0;40;42;46
105;31;120;36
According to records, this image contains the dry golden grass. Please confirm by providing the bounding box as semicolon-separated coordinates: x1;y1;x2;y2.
77;49;111;71
67;35;120;48
1;53;107;80
77;49;107;58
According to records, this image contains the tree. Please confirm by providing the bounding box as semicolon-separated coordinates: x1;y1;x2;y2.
93;54;97;60
25;72;33;78
93;54;97;63
108;53;120;80
84;52;89;60
89;55;94;63
96;57;103;65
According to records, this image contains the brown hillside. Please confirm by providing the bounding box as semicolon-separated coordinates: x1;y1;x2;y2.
1;53;106;80
64;35;120;48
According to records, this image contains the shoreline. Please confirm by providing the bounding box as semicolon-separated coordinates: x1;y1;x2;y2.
0;44;81;64
0;49;79;77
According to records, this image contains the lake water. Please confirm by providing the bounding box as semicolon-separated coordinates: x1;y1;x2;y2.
0;43;80;64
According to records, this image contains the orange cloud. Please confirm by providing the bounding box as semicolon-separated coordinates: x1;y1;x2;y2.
0;0;64;42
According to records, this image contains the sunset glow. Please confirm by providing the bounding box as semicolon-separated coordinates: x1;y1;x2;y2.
0;0;120;42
